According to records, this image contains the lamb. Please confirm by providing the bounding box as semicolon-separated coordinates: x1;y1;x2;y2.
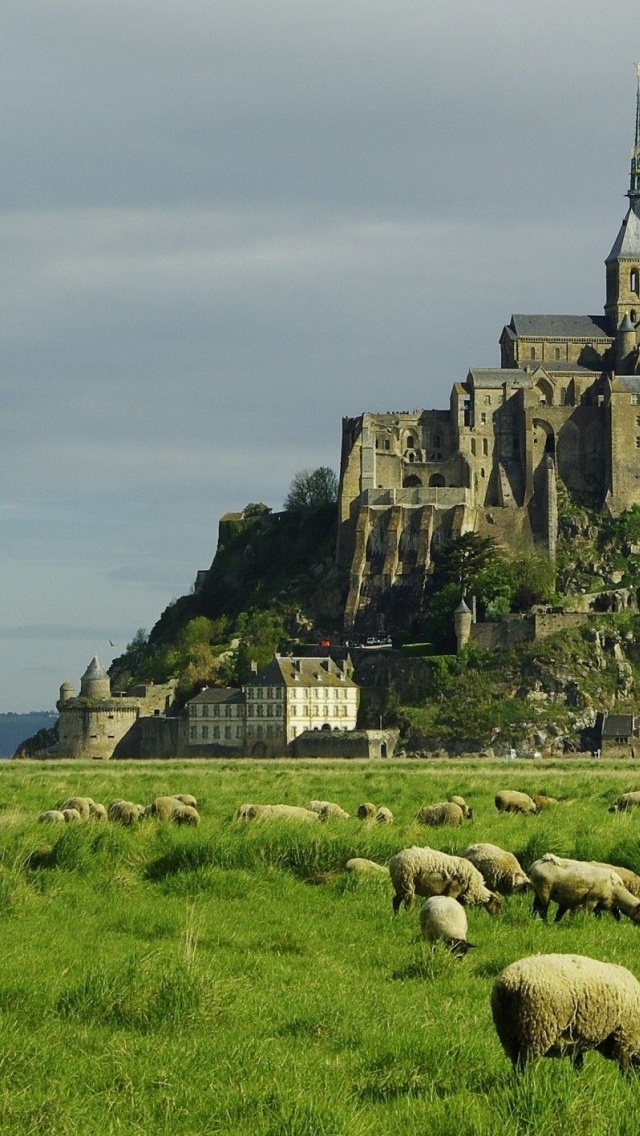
419;896;475;955
450;795;473;820
62;808;81;822
388;846;502;915
608;791;640;813
305;800;350;820
38;810;66;823
173;794;198;808
374;807;393;824
491;953;640;1071
462;842;530;895
235;803;319;822
529;854;640;922
357;802;377;820
171;804;200;826
145;795;182;820
345;857;389;874
59;796;92;820
495;790;538;815
107;800;142;826
415;801;466;827
531;795;559;810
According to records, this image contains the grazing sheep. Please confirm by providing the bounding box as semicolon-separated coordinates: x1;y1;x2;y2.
357;802;377;820
173;794;198;808
305;800;350;820
450;795;473;820
529;854;640;923
415;801;466;827
88;802;107;821
171;804;200;826
374;807;393;824
492;954;640;1071
495;790;538;815
462;843;530;895
345;857;389;874
62;808;81;822
608;791;640;813
59;796;92;820
419;896;475;955
388;846;502;915
107;800;142;827
531;795;559;810
592;862;640;899
38;810;66;824
235;803;319;822
145;795;182;820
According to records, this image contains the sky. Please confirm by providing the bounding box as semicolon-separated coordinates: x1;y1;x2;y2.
1;0;640;712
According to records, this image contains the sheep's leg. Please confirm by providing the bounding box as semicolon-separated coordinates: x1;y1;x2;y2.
570;1050;584;1071
392;893;403;914
611;906;621;922
532;893;548;920
554;905;568;923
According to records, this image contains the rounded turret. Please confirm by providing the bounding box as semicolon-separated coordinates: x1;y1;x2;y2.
454;598;473;656
616;312;638;373
56;681;76;711
80;656;111;700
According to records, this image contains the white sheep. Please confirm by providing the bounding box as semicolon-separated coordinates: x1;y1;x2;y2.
449;795;473;820
495;790;538;815
529;854;640;923
145;796;182;820
345;857;389;874
531;794;559;810
592;861;640;899
235;803;319;822
59;796;92;819
388;846;502;915
374;807;393;824
171;804;200;826
608;791;640;813
462;843;530;895
305;800;350;820
173;794;198;808
107;800;142;826
357;802;377;820
419;896;475;955
415;802;466;827
492;953;640;1071
38;810;66;823
62;808;81;822
88;802;108;821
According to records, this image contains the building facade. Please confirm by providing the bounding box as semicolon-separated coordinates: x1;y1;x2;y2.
338;81;640;636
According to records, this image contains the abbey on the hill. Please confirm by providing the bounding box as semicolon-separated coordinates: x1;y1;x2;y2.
338;79;640;636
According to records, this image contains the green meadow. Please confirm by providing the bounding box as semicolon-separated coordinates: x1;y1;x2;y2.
2;759;640;1135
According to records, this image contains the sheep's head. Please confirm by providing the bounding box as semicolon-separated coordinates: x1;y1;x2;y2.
483;892;502;916
631;906;640;924
513;874;531;892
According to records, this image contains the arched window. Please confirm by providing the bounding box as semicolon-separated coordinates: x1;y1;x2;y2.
631;268;639;294
482;438;489;456
403;474;422;488
406;435;415;449
480;468;486;478
429;474;446;488
471;439;476;456
530;347;536;360
555;347;561;360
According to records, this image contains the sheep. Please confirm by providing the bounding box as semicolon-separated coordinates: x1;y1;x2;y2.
357;802;377;820
419;896;475;956
531;795;559;810
450;795;473;820
388;846;502;915
529;854;640;923
173;794;198;808
608;791;640;813
305;800;350;820
107;800;142;827
462;843;530;895
145;795;182;820
62;808;81;822
491;953;640;1071
592;862;640;899
88;802;108;821
235;804;319;822
495;790;538;815
171;804;200;826
415;802;466;827
345;857;389;874
38;810;66;823
59;796;92;820
374;807;393;824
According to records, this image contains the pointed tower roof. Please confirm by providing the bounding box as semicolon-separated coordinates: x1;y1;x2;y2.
454;598;472;615
82;655;108;681
607;65;640;261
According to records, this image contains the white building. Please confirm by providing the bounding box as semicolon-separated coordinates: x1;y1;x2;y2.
245;655;359;751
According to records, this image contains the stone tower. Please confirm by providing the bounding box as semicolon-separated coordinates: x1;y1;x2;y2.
605;67;640;369
454;598;473;656
80;656;111;700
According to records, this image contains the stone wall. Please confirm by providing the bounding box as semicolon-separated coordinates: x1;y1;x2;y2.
292;728;399;759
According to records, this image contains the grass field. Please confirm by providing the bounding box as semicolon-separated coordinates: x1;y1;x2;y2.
2;759;640;1135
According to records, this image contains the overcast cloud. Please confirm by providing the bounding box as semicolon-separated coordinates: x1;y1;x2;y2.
1;0;639;711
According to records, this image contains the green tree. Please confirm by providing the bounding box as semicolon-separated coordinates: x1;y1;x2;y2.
512;552;556;610
431;533;498;595
243;502;271;518
423;582;462;653
284;467;338;511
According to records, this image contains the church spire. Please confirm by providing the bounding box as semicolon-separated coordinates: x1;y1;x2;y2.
629;62;640;200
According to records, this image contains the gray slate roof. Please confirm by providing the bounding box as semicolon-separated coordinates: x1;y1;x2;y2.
508;315;612;340
187;687;243;705
467;368;532;388
607;204;640;260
